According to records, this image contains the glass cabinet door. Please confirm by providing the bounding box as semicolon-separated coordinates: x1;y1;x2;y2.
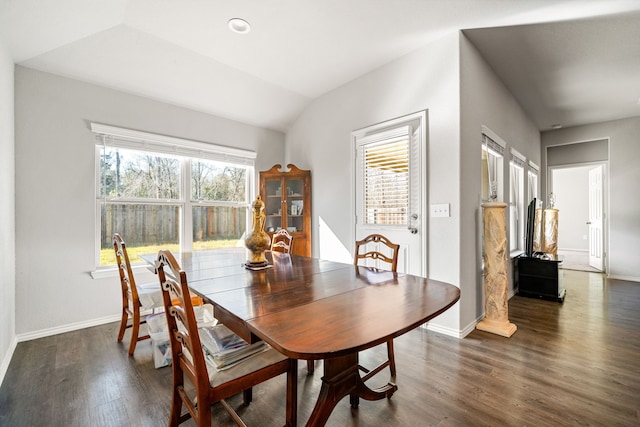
285;178;305;233
264;178;283;233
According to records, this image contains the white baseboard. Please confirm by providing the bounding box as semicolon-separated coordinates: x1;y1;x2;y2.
16;314;121;343
0;335;18;388
423;322;465;338
607;274;640;283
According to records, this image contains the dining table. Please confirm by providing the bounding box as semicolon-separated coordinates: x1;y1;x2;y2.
142;247;460;426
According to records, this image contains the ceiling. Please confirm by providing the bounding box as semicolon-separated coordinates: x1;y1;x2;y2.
2;0;640;132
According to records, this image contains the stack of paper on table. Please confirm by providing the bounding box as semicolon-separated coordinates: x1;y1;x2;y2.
199;324;269;371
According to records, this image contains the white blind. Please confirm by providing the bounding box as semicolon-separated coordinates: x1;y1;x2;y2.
361;131;410;225
91;123;256;166
511;149;526;169
482;133;504;156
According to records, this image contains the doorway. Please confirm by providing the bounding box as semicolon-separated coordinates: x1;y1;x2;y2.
549;163;606;272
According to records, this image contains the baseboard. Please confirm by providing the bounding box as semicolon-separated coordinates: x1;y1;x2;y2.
421;321;467;339
606;274;640;283
16;314;121;343
0;335;18;388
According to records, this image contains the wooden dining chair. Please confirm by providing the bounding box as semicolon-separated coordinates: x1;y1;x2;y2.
306;233;401;376
156;249;298;427
353;233;400;381
270;229;293;253
114;233;164;355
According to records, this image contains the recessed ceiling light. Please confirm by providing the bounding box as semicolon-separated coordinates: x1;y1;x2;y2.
551;124;562;130
228;18;251;34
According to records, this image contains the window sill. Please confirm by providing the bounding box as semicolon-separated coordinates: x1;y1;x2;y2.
510;250;524;259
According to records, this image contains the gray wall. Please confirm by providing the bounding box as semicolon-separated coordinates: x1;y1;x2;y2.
541;117;640;281
287;32;463;334
547;138;608;166
459;34;541;329
0;41;16;385
14;66;286;336
286;32;542;336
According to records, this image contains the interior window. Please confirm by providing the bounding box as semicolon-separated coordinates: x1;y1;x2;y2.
510;149;525;252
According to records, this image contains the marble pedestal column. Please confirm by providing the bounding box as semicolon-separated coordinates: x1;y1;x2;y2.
476;202;517;338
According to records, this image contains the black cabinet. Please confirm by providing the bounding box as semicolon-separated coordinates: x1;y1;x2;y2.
514;255;565;302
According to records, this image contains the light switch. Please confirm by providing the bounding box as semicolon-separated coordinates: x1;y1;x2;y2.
431;203;450;218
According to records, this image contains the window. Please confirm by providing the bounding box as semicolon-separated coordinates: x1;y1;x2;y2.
509;149;525;252
93;123;255;267
528;161;539;203
481;129;504;202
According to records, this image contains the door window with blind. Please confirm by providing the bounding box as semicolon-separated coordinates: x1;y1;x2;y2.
361;131;410;226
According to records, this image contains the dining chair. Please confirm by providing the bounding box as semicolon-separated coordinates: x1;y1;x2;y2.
114;233;164;355
156;249;298;427
268;234;315;375
270;229;293;253
306;233;401;377
353;233;400;381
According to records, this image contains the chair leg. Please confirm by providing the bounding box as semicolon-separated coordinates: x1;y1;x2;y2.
387;339;396;377
117;309;128;342
168;386;184;427
306;360;314;374
128;309;141;355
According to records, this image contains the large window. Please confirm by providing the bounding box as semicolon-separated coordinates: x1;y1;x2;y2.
93;124;255;267
509;149;525;252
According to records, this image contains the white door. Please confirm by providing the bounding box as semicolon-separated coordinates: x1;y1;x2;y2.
588;164;604;271
354;114;425;276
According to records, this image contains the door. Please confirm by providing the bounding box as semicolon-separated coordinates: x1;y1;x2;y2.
354;114;425;276
588;164;604;271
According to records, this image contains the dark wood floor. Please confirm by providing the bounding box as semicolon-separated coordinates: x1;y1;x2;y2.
1;270;639;426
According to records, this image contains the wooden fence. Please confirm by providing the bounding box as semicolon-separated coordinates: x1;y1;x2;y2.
101;204;246;248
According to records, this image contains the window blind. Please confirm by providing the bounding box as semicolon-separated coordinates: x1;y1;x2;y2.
482;133;504;156
91;123;256;166
511;149;525;169
359;127;410;225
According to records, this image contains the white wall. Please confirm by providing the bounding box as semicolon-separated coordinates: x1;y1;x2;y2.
0;41;16;385
541;117;640;281
459;34;541;330
287;33;463;334
14;66;286;337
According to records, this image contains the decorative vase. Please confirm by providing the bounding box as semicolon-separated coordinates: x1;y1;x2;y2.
245;195;271;266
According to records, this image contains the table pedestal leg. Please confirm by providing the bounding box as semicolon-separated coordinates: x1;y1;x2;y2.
305;353;398;426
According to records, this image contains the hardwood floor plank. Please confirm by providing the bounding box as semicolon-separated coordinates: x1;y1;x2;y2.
1;270;638;426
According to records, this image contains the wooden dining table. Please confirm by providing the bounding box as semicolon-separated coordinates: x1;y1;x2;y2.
142;248;460;426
